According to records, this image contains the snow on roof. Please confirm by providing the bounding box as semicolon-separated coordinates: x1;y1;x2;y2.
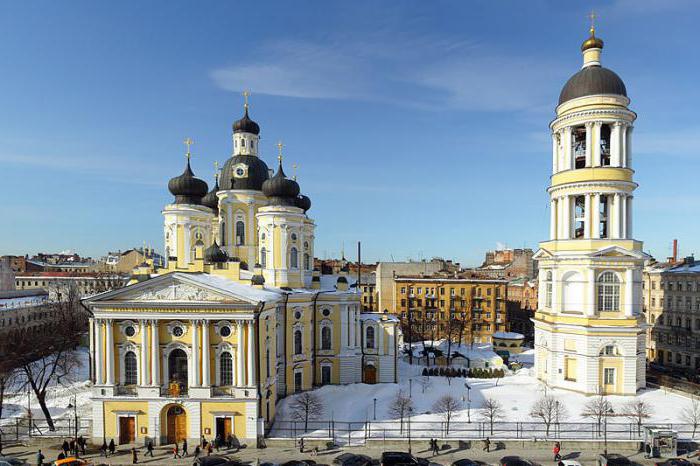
665;262;700;274
181;273;282;303
493;331;525;340
360;312;399;322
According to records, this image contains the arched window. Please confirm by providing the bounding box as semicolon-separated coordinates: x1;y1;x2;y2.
294;330;302;355
365;326;375;349
290;247;298;269
260;248;267;268
266;347;270;378
124;351;138;386
235;221;245;245
220;221;226;246
220;352;233;386
597;271;620;312
321;326;331;350
304;253;310;270
545;271;553;308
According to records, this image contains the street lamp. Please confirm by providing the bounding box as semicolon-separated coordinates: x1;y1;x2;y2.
67;395;78;457
407;406;413;455
603;406;614;456
373;398;377;420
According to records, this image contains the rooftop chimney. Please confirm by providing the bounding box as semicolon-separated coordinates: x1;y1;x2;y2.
673;239;679;264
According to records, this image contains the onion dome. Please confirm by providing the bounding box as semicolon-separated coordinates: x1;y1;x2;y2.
262;161;301;206
295;194;312;212
251;274;265;286
204;241;228;264
233;107;260;135
220;155;270;191
558;28;627;105
168;159;209;205
337;276;348;284
201;176;220;213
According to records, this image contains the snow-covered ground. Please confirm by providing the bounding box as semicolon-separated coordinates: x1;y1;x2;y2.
0;347;92;426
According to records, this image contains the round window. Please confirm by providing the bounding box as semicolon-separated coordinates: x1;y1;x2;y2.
125;326;136;337
322;309;330;317
291;233;297;241
172;326;184;337
220;325;231;337
236;168;245;176
294;311;302;320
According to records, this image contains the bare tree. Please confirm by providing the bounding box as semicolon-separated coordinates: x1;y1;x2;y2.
479;397;505;435
622;399;653;435
388;390;414;434
530;395;568;436
289;392;325;432
433;394;462;435
581;395;612;435
681;396;700;438
0;363;20;455
418;375;432;394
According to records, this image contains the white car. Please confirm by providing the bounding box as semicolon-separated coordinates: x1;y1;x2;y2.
558;460;583;466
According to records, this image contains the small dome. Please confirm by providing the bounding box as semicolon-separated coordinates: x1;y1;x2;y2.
559;66;627;105
296;194;312;212
233;108;260;135
251;274;265;286
201;177;220;213
168;159;208;205
262;162;301;206
204;241;228;263
220;155;270;191
337;276;348;284
581;28;604;52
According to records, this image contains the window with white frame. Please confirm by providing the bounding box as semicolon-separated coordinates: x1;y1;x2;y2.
321;326;331;350
365;326;375;349
545;271;553;308
220;352;233;386
290;247;298;269
294;329;302;355
124;351;138;385
597;271;620;312
603;367;615;385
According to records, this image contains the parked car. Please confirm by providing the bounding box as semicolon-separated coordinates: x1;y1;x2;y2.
0;456;28;466
655;460;698;466
193;456;233;466
500;457;537;466
380;452;435;466
558;461;583;466
53;458;91;466
334;453;373;466
597;454;631;466
452;460;489;466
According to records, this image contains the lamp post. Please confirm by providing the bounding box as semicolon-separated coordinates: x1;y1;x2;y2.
67;395;78;457
373;398;377;420
409;378;412;398
465;382;472;423
407;406;413;455
603;406;614;456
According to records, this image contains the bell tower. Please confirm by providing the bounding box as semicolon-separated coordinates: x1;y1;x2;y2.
533;21;647;396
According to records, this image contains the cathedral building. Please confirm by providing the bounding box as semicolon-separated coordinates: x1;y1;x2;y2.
532;26;647;395
83;100;400;447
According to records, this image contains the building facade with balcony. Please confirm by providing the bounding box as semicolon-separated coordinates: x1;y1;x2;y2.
391;275;508;345
83;102;399;448
532;26;647;396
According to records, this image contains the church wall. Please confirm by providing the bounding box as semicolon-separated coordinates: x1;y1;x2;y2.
102;400;150;442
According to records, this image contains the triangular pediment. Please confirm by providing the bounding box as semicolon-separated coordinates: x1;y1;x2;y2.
84;272;275;306
588;246;647;260
533;248;554;260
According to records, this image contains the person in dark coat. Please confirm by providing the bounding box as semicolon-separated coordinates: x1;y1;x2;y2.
69;439;76;455
36;449;45;466
100;441;108;457
108;439;116;456
193;445;201;459
483;437;491;452
131;447;138;464
182;438;188;456
61;440;70;457
57;452;66;461
146;440;154;457
201;435;207;448
207;443;213;456
78;436;86;455
226;434;233;449
172;443;180;459
432;438;440;455
215;434;222;451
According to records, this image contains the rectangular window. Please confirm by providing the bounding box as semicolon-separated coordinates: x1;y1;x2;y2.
565;357;577;381
401;287;406;294
294;371;302;392
401;299;406;307
440;288;445;295
604;368;615;385
321;366;331;385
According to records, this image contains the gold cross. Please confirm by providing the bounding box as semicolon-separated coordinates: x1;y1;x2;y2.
214;161;220;181
183;137;194;159
292;163;298;181
242;90;250;110
277;140;284;163
588;10;597;34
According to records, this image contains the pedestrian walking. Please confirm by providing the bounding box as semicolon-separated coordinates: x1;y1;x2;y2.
553;441;561;461
194;445;201;460
100;441;108;457
201;435;208;449
483;437;491;452
69;439;76;455
207;443;213;456
215;433;221;452
311;446;318;457
146;440;154;457
36;449;45;466
183;439;188;457
109;439;116;456
173;443;181;459
432;438;440;455
299;437;305;453
132;447;138;464
61;440;70;457
57;453;66;461
78;436;86;455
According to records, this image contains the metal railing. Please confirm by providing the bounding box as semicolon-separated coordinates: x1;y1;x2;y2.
0;417;91;441
160;384;188;398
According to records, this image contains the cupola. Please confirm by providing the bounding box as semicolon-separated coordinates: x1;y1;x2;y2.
262;146;301;206
201;172;220;213
168;153;208;205
204;240;228;264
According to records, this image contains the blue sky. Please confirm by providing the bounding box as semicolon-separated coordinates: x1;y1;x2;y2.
1;0;698;266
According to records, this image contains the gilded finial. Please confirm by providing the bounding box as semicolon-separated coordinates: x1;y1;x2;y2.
214;161;220;182
588;10;597;36
183;137;194;160
277;140;284;164
242;90;250;111
292;163;298;181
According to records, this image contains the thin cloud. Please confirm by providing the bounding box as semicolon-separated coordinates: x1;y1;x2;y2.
633;127;700;158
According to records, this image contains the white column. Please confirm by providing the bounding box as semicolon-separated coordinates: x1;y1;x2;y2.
621;194;628;239
236;321;244;386
94;319;103;385
585;122;593;167
627;196;633;238
340;305;348;350
562;195;571;239
626;126;633;169
593;122;602;166
563;127;573;170
621;125;628;167
550;198;557;240
625;269;634;317
151;320;160;386
551;132;559;173
140;320;150;386
191;320;200;387
202;320;210;388
611;194;621;239
592;194;601;239
550;270;558;313
584;194;592;239
105;319;114;385
247;321;255;386
610;122;621;167
349;307;355;348
587;269;596;316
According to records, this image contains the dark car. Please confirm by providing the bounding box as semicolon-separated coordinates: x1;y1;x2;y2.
655;460;698;466
598;454;631;466
281;461;317;466
193;456;234;466
452;460;489;466
500;456;536;466
381;452;421;466
334;453;373;466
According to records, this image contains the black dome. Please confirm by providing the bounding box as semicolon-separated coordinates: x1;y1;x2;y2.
262;163;301;206
204;241;228;263
251;274;265;286
219;155;270;191
233;108;260;135
296;194;311;212
168;160;208;205
559;65;627;105
201;178;220;213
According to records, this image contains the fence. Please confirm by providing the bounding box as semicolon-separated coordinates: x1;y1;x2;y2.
269;419;700;446
0;417;91;442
